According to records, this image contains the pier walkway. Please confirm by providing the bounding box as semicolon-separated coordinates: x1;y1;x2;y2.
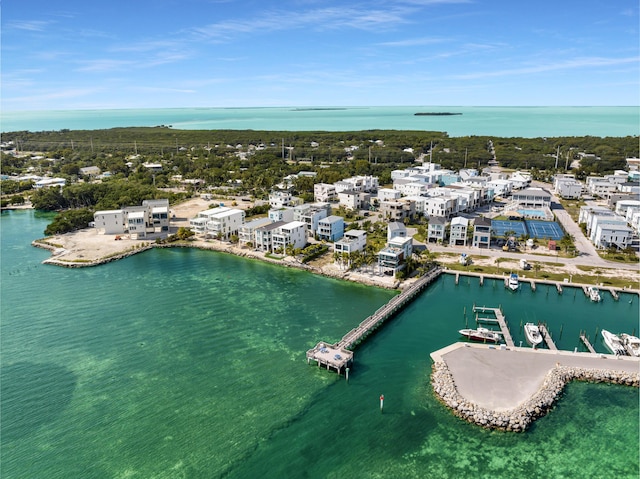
580;333;597;354
538;324;557;350
473;305;515;348
307;267;443;374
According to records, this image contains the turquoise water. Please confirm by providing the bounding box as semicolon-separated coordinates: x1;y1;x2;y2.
1;210;639;478
2;106;638;137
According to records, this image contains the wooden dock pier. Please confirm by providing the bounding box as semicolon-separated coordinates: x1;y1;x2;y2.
607;288;619;301
307;267;443;374
473;305;515;348
529;279;536;292
580;333;597;354
538;324;557;350
556;283;563;294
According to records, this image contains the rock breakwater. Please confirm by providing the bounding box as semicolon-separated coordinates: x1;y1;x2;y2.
431;359;639;432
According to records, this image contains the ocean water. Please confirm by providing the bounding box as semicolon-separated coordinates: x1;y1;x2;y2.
1;210;638;478
1;106;638;138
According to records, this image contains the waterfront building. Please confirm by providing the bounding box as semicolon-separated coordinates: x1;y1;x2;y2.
472;217;492;249
272;221;308;252
93;209;125;234
449;216;469;246
203;208;245;240
378;235;413;275
427;217;446;243
317;215;344;242
190;206;232;234
334;229;367;256
238;217;273;247
254;221;285;252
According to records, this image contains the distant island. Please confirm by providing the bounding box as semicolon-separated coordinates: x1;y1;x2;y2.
414;112;462;116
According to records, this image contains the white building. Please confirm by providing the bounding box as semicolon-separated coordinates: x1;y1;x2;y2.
272;221;307;252
449;216;469;246
555;178;583;199
238;217;273;247
268;207;295;223
387;222;407;241
425;196;457;219
378;236;413;275
204;208;245;240
190;206;232;234
294;203;330;235
269;189;300;208
377;188;402;202
34;177;66;189
511;187;552;208
593;223;632;250
94;210;125;234
334;229;367;255
337;190;371;211
313;183;337;203
255;221;286;252
334;175;379;193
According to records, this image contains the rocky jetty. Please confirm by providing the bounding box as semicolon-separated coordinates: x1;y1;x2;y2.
431;360;639;432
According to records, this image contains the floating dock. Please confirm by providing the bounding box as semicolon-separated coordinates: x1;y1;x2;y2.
538;324;557;350
473;305;515;348
307;267;443;374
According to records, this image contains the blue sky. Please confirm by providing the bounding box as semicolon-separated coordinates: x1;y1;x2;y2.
2;0;638;110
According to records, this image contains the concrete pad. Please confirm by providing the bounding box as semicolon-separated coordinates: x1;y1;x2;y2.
433;343;640;412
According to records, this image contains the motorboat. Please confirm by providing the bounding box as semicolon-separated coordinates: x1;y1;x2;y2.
459;327;502;343
524;323;543;347
506;273;519;291
587;286;601;302
620;333;640;357
601;329;626;356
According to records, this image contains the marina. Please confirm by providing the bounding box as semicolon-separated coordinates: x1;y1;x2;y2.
472;305;515;347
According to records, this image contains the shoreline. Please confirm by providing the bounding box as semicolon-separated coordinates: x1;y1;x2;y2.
32;236;403;290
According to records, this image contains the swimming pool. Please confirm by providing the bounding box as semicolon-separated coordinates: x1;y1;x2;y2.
517;209;546;217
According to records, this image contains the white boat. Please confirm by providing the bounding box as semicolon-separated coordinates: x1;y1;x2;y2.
524;323;543;347
601;329;626;356
620;333;640;357
459;327;502;343
587;286;601;302
506;273;519;291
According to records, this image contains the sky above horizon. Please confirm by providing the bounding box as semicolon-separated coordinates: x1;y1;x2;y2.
2;0;638;110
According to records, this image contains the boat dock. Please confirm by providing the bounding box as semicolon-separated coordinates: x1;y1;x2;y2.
529;279;536;292
556;283;563;294
473;305;515;348
307;267;443;374
607;288;619;301
538;324;557;350
580;333;597;354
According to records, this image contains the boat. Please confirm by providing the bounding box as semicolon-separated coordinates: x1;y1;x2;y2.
506;273;519;291
601;329;626;355
524;323;543;347
620;333;640;357
587;286;601;302
458;327;502;343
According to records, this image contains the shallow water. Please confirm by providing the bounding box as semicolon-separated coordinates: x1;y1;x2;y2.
1;210;638;478
2;106;638;137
